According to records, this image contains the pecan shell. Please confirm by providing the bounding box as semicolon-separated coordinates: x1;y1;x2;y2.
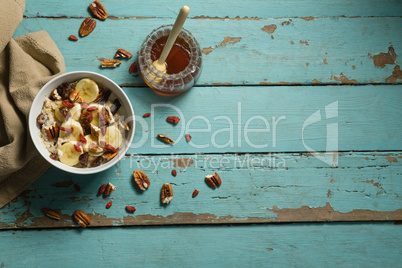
161;183;173;204
103;182;116;196
114;49;133;58
133;170;150;191
100;59;121;68
157;134;175;144
89;0;108;20
205;172;222;188
41;208;61;220
79;17;96;37
73;210;91;228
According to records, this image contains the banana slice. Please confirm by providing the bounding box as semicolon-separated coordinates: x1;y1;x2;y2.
60;119;84;141
75;78;99;103
99;124;122;149
86;103;102;127
55;103;81;122
58;142;83;166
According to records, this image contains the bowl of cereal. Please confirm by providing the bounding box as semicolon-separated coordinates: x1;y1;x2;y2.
29;71;135;174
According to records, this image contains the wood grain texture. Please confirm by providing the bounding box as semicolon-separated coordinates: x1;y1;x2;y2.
0;223;401;267
24;0;402;18
13;17;402;86
0;152;400;229
124;85;399;154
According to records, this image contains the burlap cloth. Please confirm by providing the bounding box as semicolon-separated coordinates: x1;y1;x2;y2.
0;0;66;208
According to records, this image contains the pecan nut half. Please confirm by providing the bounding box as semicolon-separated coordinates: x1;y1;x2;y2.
133;170;150;190
44;123;59;140
100;59;122;68
41;208;61;220
114;49;133;58
205;172;222;188
157;134;175;144
103;182;116;196
73;210;91;228
89;0;108;20
79;17;96;37
161;183;173;204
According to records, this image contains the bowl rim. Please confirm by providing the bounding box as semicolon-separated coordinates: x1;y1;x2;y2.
28;71;135;175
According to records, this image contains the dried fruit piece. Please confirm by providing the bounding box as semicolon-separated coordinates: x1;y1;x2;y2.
166;116;180;124
98;183;106;195
79;17;96;37
110;99;121;115
129;62;137;73
89;0;108;20
41;208;61;220
79;152;89;167
81;102;89;109
69;35;78;41
104;182;116;196
100;126;107;136
161;183;173;204
106;201;112;209
192;189;199;198
133;170;150;191
100;59;121;68
74;142;82;153
50;153;59;161
60;127;74;137
185;134;192;142
73;210;91;228
125;206;136;212
62;100;74;108
172;170;177;177
87;106;98;112
79;133;87;144
205;172;222;188
74;184;81;192
36;113;48;127
143;113;151;118
115;49;132;58
157;134;175;144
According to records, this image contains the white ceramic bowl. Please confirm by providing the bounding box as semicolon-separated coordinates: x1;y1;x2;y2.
29;71;135;174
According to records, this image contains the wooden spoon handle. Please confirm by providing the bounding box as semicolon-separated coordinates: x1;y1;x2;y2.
158;5;190;64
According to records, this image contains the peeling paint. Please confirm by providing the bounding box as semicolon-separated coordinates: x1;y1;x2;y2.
312;79;321;84
305;63;309;67
281;20;291;26
97;57;107;62
323;58;328;64
271;35;274;39
301;17;317;21
290;41;294;44
262;24;277;34
169;158;194;168
333;73;357;84
365;180;383;190
385;156;397;163
352;65;356;70
266;202;402;222
300;40;309;46
202;36;241;55
385;65;402;83
369;47;396;68
192;16;262;21
212;82;233;86
327;190;332;198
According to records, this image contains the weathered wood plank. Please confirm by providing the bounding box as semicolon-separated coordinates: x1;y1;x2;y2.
0;152;400;229
24;0;402;18
14;17;402;86
126;85;398;154
0;223;401;267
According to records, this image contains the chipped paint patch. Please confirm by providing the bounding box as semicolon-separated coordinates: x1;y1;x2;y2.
169;158;194;168
385;65;402;83
51;179;73;188
290;41;294;44
300;40;309;46
365;180;383;190
266;202;402;222
271;35;274;39
352;65;356;70
202;36;241;55
312;79;321;84
305;63;309;67
281;20;291;26
386;156;397;162
369;47;396;68
327;190;332;198
212;82;233;86
333;73;357;84
192;16;262;21
262;24;277;34
323;58;328;64
301;17;317;21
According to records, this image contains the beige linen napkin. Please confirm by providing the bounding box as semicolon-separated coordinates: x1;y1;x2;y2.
0;0;66;208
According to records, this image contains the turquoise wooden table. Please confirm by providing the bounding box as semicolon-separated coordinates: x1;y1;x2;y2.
1;0;402;266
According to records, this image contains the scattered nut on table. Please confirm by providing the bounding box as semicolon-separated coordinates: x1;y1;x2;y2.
73;210;91;228
205;172;222;188
161;183;173;204
133;170;150;190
